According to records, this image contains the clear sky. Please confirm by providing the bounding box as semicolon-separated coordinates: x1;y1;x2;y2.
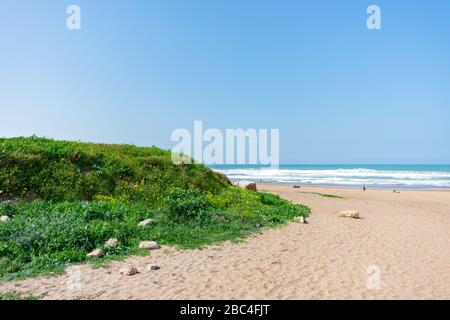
1;0;449;163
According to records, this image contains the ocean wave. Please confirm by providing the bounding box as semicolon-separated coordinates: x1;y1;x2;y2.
216;168;450;188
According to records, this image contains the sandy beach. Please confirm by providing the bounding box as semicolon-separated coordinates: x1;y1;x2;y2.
1;185;450;300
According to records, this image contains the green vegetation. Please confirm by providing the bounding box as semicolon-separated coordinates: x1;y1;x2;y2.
0;292;40;300
303;192;345;199
0;137;309;280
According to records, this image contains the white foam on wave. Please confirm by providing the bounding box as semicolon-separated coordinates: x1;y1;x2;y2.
217;168;450;188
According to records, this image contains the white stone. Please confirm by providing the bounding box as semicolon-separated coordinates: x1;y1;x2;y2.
105;238;119;248
339;210;360;219
0;216;10;223
235;180;257;191
139;241;161;250
294;216;307;224
138;219;154;227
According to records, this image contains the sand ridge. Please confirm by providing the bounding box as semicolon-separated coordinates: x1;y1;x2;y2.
1;185;450;300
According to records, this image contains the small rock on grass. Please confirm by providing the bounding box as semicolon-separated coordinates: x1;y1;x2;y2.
105;238;119;248
139;241;161;250
0;216;10;223
339;210;360;219
120;265;139;276
235;180;257;191
87;248;103;258
138;219;154;227
147;264;160;271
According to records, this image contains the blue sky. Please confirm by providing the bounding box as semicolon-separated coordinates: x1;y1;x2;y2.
1;0;449;163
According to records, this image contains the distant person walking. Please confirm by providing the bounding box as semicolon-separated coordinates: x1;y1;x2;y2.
363;184;366;191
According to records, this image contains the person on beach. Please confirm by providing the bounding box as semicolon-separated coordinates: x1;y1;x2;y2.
363;184;366;191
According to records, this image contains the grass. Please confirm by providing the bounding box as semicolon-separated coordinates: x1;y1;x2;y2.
0;137;309;281
303;192;345;199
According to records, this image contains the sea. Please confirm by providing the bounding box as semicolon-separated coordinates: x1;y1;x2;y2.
209;164;450;190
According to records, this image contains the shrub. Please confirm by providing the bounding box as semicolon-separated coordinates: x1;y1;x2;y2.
0;137;310;280
166;188;213;221
0;137;228;202
0;201;16;217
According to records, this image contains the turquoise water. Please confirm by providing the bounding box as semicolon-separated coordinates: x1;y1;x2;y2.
210;165;450;189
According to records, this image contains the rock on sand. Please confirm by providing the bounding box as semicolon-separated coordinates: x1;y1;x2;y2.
339;210;360;219
294;216;307;224
139;241;161;250
147;264;160;271
105;238;119;248
235;181;257;191
119;265;139;276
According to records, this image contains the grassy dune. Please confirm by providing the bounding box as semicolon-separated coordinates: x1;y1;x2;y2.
0;137;309;280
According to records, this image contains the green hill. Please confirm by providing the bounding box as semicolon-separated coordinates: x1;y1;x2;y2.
0;137;309;280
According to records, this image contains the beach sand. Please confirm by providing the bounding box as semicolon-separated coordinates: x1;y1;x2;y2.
2;185;450;300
